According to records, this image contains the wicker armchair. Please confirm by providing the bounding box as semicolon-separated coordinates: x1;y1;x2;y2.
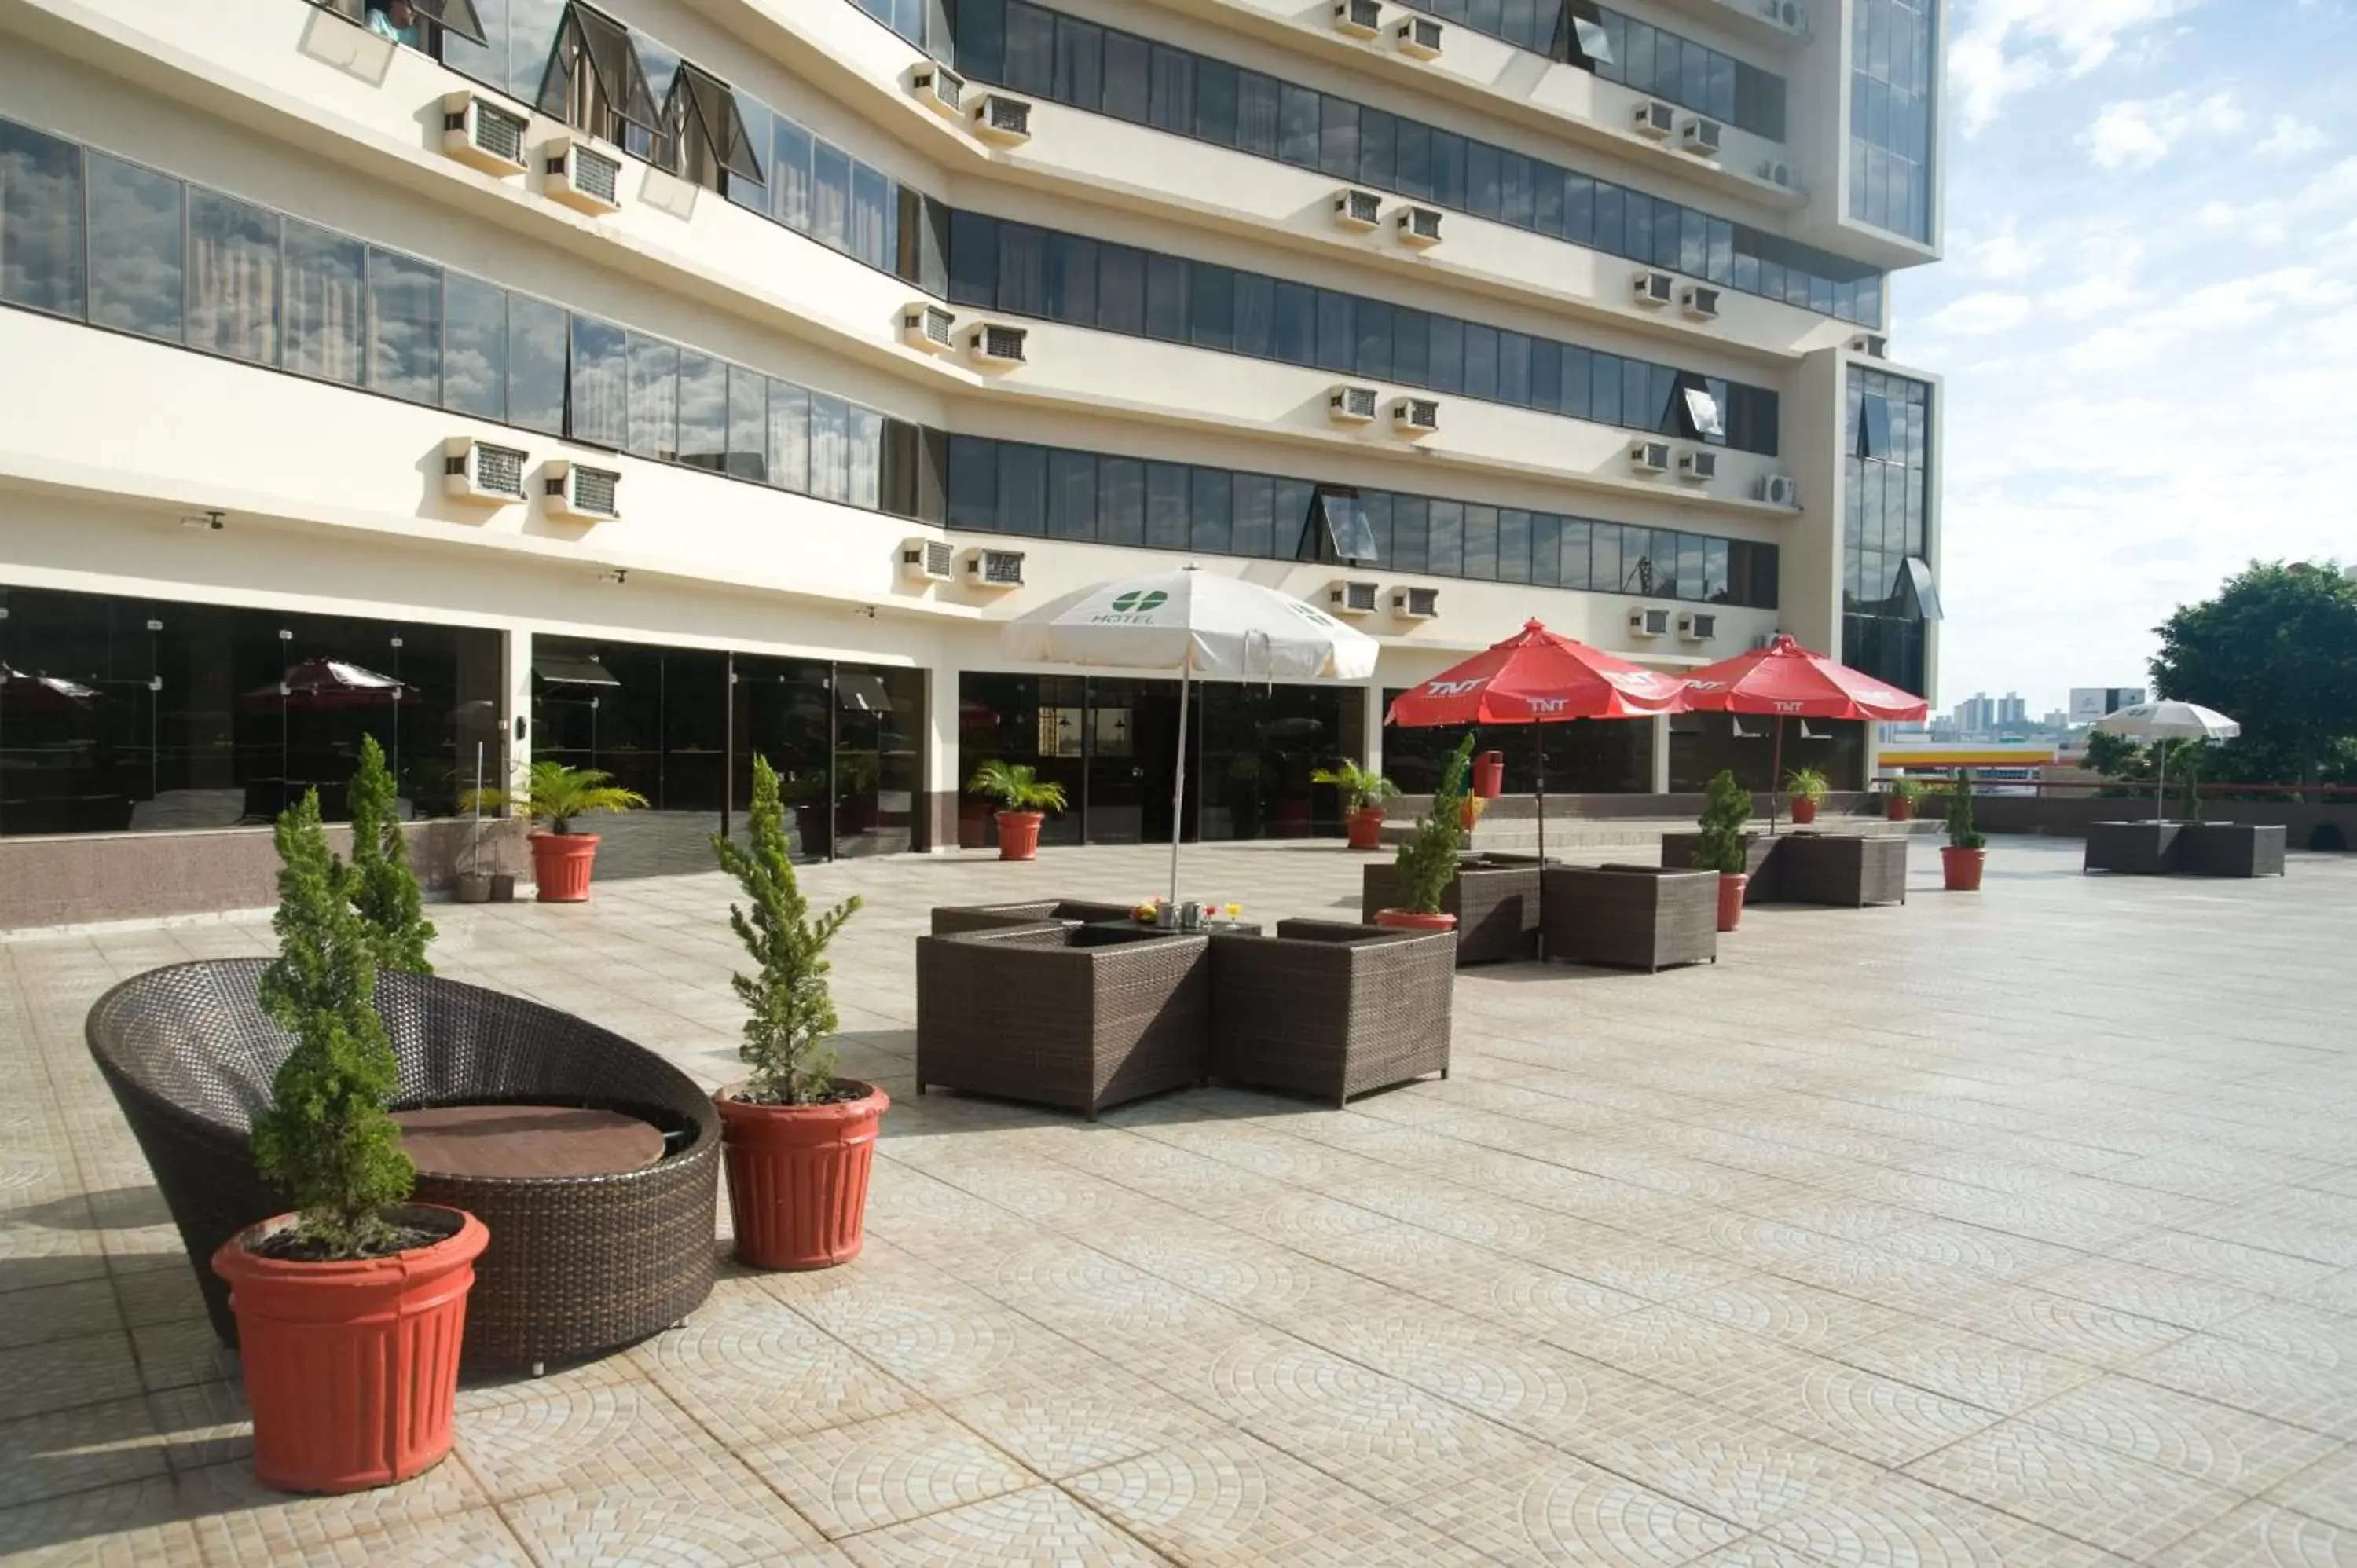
86;959;720;1373
1361;854;1545;964
2176;823;2287;877
915;924;1211;1119
928;898;1137;936
1209;919;1455;1106
1541;865;1717;971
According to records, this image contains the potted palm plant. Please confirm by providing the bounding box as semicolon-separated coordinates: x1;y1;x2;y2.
210;791;486;1493
966;759;1068;862
1883;775;1923;822
1693;768;1753;932
1943;768;1987;891
471;760;647;903
709;757;884;1269
1785;767;1830;826
1375;735;1475;932
1312;760;1399;851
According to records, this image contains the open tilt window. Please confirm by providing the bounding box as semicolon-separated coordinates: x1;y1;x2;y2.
1897;555;1942;621
664;61;766;193
1857;390;1893;459
1298;485;1380;565
1670;373;1725;442
537;2;662;147
313;0;489;48
1552;1;1612;70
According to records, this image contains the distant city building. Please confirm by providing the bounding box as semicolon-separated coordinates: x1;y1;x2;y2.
2069;687;2149;724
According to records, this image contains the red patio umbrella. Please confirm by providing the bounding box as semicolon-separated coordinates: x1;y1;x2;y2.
1681;634;1930;831
1385;619;1691;858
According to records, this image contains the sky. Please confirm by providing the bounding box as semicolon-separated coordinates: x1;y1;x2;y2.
1899;0;2357;716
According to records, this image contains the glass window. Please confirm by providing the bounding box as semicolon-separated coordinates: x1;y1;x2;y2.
1563;173;1594;245
1359;490;1393;566
1232;471;1274;557
1681;383;1725;439
567;314;629;449
1396;120;1431;200
768;379;809;493
1390;495;1428;573
1048;449;1097;539
1392;307;1428;386
1272;280;1315;365
442;274;507;421
1103;31;1151;122
281;222;364;386
847;405;884;508
1593;182;1623;257
1054;15;1104;112
365;247;439;404
1462;323;1498;401
1530;338;1560;412
1317;489;1377;560
810;141;851;251
1466;141;1501;220
998;222;1046;316
1678;534;1706;601
676;350;728;471
507;293;566;436
86;154;181;341
772;117;812;233
1428;315;1464;395
1497;508;1530;584
946;433;995;529
1233;272;1274;358
1353;298;1391;383
1431;131;1467;208
0;118;83;317
1191;467;1232;553
1703;537;1730;603
995;441;1047;534
1098;243;1144;335
1236;70;1281;157
1426;500;1464;578
1149;44;1193;134
1143;254;1188;341
808;393;849;501
1461;504;1497;580
1319;97;1359;180
1590;522;1622;594
851;163;892;270
1145;461;1188;549
1497;331;1530;407
1279;84;1320;167
1589;350;1621;425
1315;291;1353;374
947;210;997;307
1624;357;1654;430
1501;151;1534;229
624;333;677;462
1003;0;1055;93
1194;57;1239;145
1191;262;1234;352
1359;108;1396;189
1099;456;1145;544
1860;390;1891;457
1043;232;1098;325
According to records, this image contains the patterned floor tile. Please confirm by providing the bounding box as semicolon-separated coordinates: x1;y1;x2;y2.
837;1483;1167;1567
0;1396;167;1509
1904;1418;2244;1559
0;1331;145;1420
2147;1501;2357;1567
1759;1474;2134;1567
2017;1375;2342;1492
2270;1447;2357;1533
2128;1334;2357;1438
942;1368;1225;1480
0;1474;203;1566
177;1455;489;1562
739;1408;1038;1538
1404;1443;1746;1566
634;1291;917;1445
1835;1320;2102;1415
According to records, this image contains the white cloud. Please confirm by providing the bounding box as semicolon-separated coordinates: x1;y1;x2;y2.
2079;91;2245;169
2256;115;2330;158
1950;0;2204;136
1919;291;2034;335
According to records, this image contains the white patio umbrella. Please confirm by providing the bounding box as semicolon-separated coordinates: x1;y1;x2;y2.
1000;567;1379;903
2091;699;2241;818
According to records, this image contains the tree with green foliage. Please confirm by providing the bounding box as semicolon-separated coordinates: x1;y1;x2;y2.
251;791;415;1256
1392;735;1476;914
346;735;434;975
964;759;1069;813
1946;768;1986;851
713;757;863;1105
2150;560;2357;786
1311;760;1399;815
470;760;648;834
1692;769;1752;874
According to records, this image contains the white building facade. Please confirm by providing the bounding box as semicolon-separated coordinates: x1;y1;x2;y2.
0;0;1945;898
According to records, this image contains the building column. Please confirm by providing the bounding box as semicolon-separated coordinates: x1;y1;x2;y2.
922;660;962;852
504;627;533;796
1359;682;1386;774
1651;713;1672;793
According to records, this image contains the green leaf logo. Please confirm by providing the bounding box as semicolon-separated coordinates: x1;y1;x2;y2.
1111;589;1168;613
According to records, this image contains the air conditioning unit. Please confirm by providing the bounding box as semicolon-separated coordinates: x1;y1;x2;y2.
543;460;621;521
1395;205;1443;249
910;64;966;118
1392;586;1440;620
1391;397;1439;438
1758;474;1798;507
1677;449;1719;482
1633;100;1677;139
968;322;1028;368
901;302;956;354
971;93;1032;145
1850;333;1888;357
1678;611;1717;643
441;92;528;177
1327;579;1381;616
1333;188;1384;231
1680;285;1721;320
961;547;1026;589
542;137;623;214
1329;384;1380;425
1678;117;1724;156
1333;0;1383;38
900;537;954;584
1393;16;1443;57
1761;159;1798;190
1629;440;1673;475
1627;606;1670;638
443;437;528;504
1633;269;1676;306
1766;0;1806;35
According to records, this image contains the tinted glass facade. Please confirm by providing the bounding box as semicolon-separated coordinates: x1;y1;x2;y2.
1667;713;1864;793
1849;0;1937;242
1843;365;1933;698
1380;698;1651;794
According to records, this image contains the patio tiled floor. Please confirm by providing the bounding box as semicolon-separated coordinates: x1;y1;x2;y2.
4;836;2356;1565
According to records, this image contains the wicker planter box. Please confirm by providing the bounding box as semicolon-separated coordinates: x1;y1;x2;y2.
1540;865;1717;971
2084;820;2182;874
915;923;1211;1119
1659;833;1783;904
1209;919;1455;1105
1777;833;1910;907
2175;822;2288;877
1361;853;1547;964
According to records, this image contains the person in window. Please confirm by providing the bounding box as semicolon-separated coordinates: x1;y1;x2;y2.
366;0;421;48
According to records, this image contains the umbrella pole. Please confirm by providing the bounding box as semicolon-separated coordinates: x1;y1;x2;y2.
2155;742;2167;822
1168;654;1192;907
1534;725;1546;862
1770;716;1784;835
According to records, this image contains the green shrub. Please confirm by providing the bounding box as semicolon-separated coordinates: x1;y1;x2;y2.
1310;760;1399;815
1946;769;1987;851
1783;767;1829;805
965;759;1069;813
347;735;433;974
1392;735;1476;914
1693;769;1752;874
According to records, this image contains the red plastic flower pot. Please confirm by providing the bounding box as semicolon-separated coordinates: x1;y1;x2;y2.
1790;798;1819;826
716;1083;890;1270
1472;751;1505;800
995;810;1043;861
1346;807;1387;851
1942;846;1986;892
1375;908;1458;932
529;831;601;903
1716;873;1748;932
211;1205;487;1495
1884;797;1915;822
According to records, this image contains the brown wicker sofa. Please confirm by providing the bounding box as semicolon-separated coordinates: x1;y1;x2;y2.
1540;865;1717;971
86;959;720;1373
1209;919;1456;1105
915;924;1211;1118
928;898;1137;936
1362;853;1548;963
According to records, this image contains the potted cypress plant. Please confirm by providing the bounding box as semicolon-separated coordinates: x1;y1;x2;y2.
1375;735;1475;932
347;735;434;972
210;791;486;1494
1785;767;1830;826
1693;768;1753;932
1312;760;1399;851
471;760;647;903
709;756;885;1269
1943;768;1987;891
965;760;1068;862
1883;775;1923;822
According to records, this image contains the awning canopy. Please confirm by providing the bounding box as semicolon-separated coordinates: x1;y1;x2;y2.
534;652;621;687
